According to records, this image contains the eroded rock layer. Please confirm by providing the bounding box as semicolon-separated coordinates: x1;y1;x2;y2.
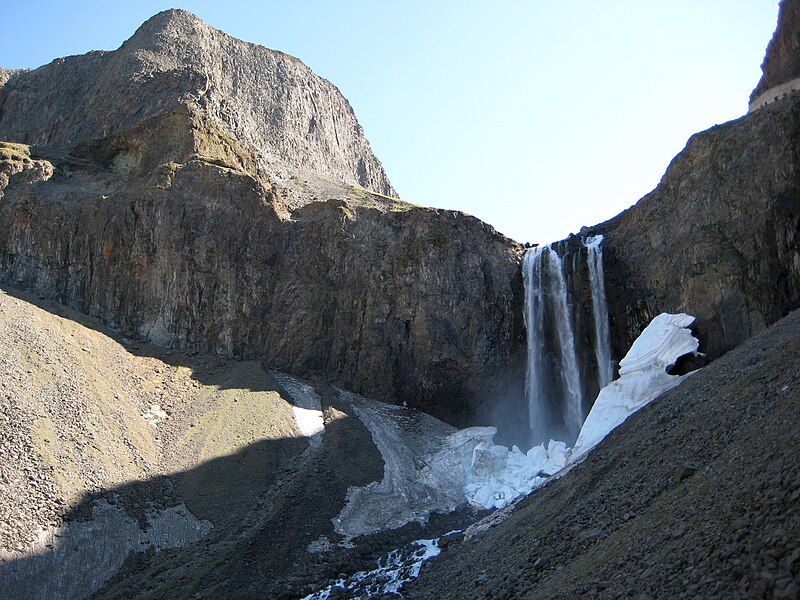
0;117;525;424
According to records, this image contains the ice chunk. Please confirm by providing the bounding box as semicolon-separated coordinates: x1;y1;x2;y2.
571;313;699;459
618;313;698;377
459;312;700;510
461;434;569;510
547;440;570;468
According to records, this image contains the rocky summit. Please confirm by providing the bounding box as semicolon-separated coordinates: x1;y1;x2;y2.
1;3;800;600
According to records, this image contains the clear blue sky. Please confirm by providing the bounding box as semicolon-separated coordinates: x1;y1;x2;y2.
0;1;780;243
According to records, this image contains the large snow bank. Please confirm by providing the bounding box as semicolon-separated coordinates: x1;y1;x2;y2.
461;313;699;510
571;312;698;459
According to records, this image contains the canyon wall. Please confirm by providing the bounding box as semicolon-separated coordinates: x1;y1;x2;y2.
590;1;800;365
0;39;526;424
3;5;800;430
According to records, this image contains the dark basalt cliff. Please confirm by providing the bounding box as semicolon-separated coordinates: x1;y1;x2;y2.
751;0;800;102
0;12;526;424
589;96;800;364
3;5;800;431
585;0;800;366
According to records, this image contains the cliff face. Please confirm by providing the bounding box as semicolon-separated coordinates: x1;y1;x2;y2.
531;0;796;369
590;94;800;364
0;91;525;424
751;0;800;102
0;9;394;200
4;6;800;431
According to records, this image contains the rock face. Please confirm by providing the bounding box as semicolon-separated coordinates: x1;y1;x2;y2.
529;1;800;403
0;11;526;425
3;6;800;433
751;0;800;103
0;9;394;200
591;94;800;364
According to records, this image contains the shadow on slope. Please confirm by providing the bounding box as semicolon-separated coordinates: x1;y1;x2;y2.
0;283;290;394
0;399;384;600
0;283;391;598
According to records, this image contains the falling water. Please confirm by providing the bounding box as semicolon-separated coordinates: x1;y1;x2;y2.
545;248;585;437
522;248;547;444
522;245;585;445
584;235;614;388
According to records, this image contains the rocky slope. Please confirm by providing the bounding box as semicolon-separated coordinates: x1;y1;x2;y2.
0;284;309;596
0;284;473;599
408;306;800;600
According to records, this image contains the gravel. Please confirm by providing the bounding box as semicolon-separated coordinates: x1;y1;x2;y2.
406;308;800;599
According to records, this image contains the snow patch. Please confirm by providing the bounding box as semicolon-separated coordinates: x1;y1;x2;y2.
333;391;461;539
302;538;442;600
272;371;324;444
572;313;699;459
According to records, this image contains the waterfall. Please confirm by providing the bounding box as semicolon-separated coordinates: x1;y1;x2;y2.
522;245;585;445
522;248;547;444
545;248;585;436
584;235;614;388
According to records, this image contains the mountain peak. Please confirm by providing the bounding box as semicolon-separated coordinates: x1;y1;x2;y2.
133;8;207;37
0;10;395;197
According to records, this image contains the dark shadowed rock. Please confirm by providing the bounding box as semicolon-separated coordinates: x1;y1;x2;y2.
407;308;800;599
751;0;800;103
590;96;800;363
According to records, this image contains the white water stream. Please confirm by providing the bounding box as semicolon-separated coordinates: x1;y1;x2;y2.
584;235;614;388
522;245;585;444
